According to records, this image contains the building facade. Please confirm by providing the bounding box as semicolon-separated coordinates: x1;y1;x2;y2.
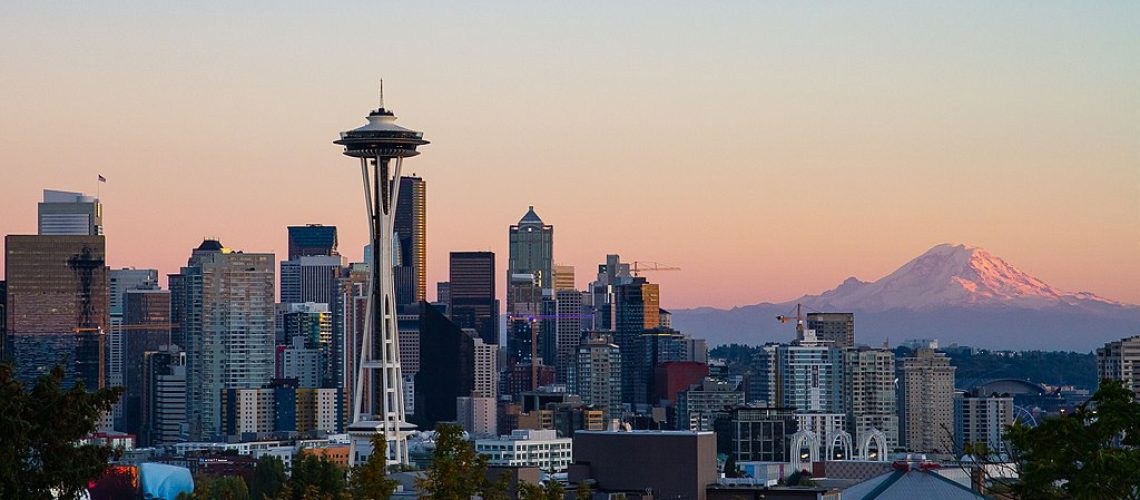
476;429;573;472
449;251;497;346
1097;335;1140;400
898;348;957;453
843;347;899;451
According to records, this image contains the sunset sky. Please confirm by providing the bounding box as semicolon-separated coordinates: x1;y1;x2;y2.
1;2;1137;309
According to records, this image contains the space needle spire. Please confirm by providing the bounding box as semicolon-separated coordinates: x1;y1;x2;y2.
335;83;428;466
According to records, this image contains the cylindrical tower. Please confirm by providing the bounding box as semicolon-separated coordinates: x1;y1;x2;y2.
335;86;428;466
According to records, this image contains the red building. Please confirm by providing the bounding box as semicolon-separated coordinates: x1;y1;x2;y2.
655;361;709;404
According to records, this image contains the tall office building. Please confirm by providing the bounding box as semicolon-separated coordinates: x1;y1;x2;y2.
507;206;553;316
121;289;171;435
280;254;346;306
568;334;622;422
612;278;660;405
898;348;956;453
414;305;475;427
553;289;584;383
5;235;108;389
553;264;575;292
638;327;687;407
38;189;103;236
107;268;160;391
174;239;275;440
588;254;633;331
1097;335;1140;400
287;225;338;260
393;176;427;305
449;252;497;345
143;346;186;446
805;313;855;348
843;347;899;451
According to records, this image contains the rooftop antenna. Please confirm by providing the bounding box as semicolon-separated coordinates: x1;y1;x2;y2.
378;79;385;109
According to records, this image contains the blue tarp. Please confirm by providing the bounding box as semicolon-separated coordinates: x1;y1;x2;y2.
139;463;194;499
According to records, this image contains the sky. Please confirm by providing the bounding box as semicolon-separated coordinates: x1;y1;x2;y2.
1;1;1137;309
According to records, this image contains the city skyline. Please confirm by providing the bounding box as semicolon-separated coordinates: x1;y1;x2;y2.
1;2;1137;309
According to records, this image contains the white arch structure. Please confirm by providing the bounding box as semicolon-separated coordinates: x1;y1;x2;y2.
857;428;889;461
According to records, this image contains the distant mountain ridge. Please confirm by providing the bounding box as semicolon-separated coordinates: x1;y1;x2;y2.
671;244;1139;351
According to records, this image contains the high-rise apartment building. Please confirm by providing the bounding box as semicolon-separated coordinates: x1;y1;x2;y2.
174;239;275;440
1097;335;1140;400
843;347;899;451
393;176;427;305
287;225;338;260
38;189;103;236
805;312;855;348
954;391;1013;456
448;252;497;345
568;334;622;422
5;235;108;389
677;378;744;432
773;331;843;414
474;336;499;400
898;348;956;453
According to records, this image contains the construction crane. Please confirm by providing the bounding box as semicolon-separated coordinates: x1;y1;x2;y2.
776;303;805;341
630;261;681;277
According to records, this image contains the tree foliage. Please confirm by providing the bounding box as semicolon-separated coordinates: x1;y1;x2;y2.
250;455;287;500
279;452;346;500
183;474;251;500
0;362;122;500
416;423;505;499
575;481;592;500
1006;379;1140;500
348;434;397;500
518;480;565;500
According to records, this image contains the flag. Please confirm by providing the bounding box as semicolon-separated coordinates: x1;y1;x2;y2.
98;174;106;183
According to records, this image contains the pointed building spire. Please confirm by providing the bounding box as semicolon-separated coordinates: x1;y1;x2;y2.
378;79;385;109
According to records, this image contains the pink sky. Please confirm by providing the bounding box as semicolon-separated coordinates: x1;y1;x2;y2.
1;3;1137;309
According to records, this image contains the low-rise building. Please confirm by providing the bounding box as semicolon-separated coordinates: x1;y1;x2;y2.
475;429;573;472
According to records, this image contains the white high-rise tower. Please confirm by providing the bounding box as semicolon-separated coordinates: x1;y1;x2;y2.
335;84;428;466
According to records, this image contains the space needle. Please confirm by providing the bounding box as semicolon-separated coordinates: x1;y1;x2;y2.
335;83;427;466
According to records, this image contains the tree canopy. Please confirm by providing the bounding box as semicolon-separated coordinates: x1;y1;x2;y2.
348;434;397;500
416;423;506;499
0;362;122;500
1006;379;1140;500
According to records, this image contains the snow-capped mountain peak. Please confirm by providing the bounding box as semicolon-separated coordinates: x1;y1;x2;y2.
799;243;1121;311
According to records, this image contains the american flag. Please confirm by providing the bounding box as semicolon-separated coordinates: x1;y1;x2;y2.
98;174;106;183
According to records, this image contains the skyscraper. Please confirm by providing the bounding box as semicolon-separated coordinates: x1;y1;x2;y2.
843;347;899;451
773;331;843;414
898;348;956;453
108;268;159;390
449;251;497;345
5;235;108;389
175;239;275;440
121;289;171;436
569;333;622;422
394;176;427;306
805;313;855;348
287;224;338;260
414;305;475;428
612;278;660;405
954;391;1013;456
38;189;102;236
143;346;186;446
280;254;346;306
507;206;553;316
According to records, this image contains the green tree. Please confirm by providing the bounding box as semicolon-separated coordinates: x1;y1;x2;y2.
575;481;592;500
1006;379;1140;500
184;474;251;500
282;452;346;500
518;481;545;499
251;455;288;500
0;363;123;500
349;434;397;499
416;423;503;499
544;479;565;500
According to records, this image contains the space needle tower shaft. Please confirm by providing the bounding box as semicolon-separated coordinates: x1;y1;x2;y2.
335;83;428;466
